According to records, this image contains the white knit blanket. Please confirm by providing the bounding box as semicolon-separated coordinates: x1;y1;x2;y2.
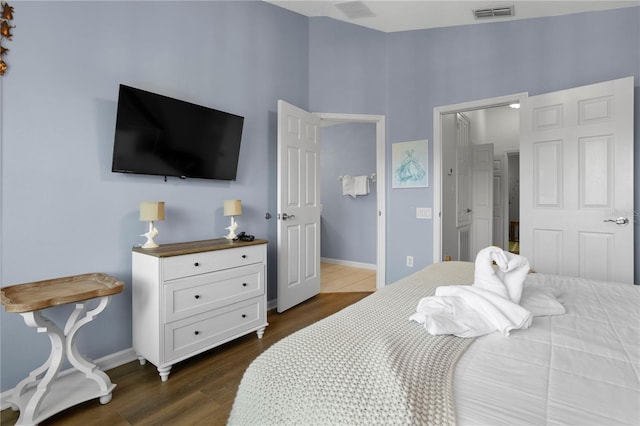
228;268;475;425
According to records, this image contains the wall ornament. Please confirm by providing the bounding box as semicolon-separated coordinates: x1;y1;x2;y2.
1;1;14;76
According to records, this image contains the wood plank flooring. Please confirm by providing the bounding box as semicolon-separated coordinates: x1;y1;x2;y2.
1;292;371;426
320;262;376;292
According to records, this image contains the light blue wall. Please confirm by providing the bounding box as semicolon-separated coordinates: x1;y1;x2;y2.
308;17;387;114
0;1;308;392
320;123;377;264
1;2;639;393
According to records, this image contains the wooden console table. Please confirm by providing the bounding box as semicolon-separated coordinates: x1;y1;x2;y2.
1;273;124;426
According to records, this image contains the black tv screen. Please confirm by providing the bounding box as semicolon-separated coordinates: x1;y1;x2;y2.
112;84;244;181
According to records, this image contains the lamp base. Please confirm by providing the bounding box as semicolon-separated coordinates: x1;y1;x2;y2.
225;216;239;240
141;239;159;249
141;222;160;249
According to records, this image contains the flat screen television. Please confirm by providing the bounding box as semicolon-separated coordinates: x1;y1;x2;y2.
112;84;244;181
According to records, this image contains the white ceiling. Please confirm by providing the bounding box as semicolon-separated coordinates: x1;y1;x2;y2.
264;0;639;33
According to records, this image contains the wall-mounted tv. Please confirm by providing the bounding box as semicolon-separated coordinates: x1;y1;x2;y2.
112;84;244;181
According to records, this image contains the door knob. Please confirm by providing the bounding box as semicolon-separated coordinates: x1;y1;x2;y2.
281;213;296;221
603;217;629;226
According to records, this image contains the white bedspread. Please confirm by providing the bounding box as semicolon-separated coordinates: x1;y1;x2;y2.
454;273;640;425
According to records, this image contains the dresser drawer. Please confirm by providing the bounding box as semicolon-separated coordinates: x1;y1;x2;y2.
164;263;264;322
162;245;264;280
164;296;265;362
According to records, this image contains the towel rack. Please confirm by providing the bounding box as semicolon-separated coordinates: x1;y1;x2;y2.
338;174;376;182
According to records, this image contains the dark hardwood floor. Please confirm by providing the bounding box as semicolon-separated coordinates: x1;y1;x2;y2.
1;292;371;426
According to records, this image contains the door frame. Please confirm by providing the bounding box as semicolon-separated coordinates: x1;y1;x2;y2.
503;149;520;249
316;112;386;290
433;92;527;262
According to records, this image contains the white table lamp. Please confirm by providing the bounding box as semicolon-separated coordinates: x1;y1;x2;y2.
224;199;242;240
140;201;165;248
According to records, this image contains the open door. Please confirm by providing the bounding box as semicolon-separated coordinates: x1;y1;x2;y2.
277;100;322;312
471;143;494;256
520;77;634;283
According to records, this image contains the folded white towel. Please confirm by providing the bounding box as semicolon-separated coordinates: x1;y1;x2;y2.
409;295;494;338
435;285;532;336
411;247;546;338
411;284;565;338
341;175;355;198
473;246;510;299
496;251;530;304
353;175;369;196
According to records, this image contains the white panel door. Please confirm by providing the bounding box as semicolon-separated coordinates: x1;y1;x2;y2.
471;143;494;257
277;100;322;312
493;159;503;248
456;113;472;228
520;77;634;283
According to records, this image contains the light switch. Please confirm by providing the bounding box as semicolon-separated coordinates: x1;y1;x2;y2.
416;207;432;219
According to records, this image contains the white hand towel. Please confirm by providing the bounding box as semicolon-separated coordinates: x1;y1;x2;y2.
341;175;356;198
496;251;530;304
409;295;494;338
353;175;370;196
473;246;510;299
435;285;532;336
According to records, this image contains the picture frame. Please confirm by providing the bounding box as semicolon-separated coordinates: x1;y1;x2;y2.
392;139;428;188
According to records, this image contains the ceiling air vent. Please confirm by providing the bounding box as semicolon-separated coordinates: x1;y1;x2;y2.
473;5;515;19
334;1;376;19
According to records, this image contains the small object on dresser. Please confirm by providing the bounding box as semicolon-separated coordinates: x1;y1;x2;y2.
224;199;242;239
139;201;165;248
235;232;255;242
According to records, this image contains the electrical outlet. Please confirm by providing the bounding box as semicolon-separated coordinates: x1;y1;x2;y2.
406;256;414;267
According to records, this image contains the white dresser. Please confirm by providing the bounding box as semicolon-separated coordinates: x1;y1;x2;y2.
132;238;268;381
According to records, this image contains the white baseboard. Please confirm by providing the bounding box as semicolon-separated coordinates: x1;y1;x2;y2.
321;257;376;270
0;348;138;411
267;298;277;311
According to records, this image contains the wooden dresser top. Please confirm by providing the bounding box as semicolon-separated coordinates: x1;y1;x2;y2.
132;238;267;258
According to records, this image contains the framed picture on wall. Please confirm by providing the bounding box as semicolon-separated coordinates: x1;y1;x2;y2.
392;139;428;188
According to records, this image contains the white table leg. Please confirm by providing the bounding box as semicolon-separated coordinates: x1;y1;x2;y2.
64;298;114;401
9;296;116;425
14;311;65;425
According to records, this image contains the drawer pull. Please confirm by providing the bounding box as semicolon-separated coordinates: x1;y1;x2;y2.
242;283;248;287
242;255;247;259
194;295;200;299
242;314;247;318
194;331;200;335
194;262;200;267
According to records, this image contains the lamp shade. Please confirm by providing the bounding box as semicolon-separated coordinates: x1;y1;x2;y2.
140;201;165;221
224;199;242;217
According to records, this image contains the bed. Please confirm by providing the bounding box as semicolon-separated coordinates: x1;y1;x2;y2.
228;261;640;425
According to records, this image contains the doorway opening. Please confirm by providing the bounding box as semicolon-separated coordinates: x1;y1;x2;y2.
317;113;386;291
433;92;527;262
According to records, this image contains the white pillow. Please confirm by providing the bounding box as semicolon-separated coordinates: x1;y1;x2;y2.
520;286;566;317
